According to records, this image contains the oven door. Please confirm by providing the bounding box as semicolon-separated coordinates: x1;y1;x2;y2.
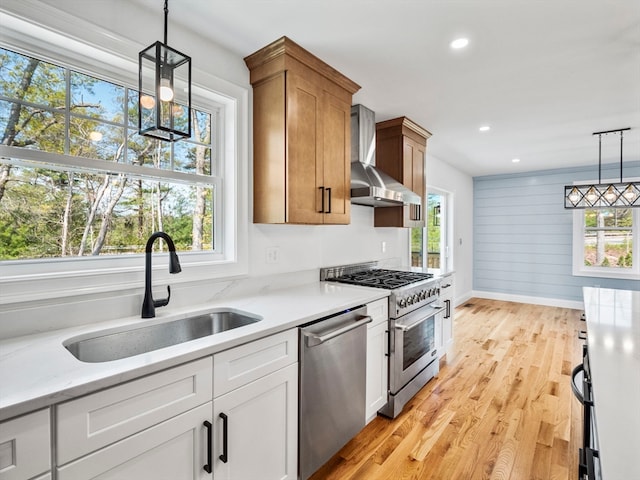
390;303;445;394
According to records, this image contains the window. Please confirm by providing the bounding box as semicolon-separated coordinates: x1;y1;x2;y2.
572;206;639;279
0;47;216;259
0;6;249;304
411;190;450;271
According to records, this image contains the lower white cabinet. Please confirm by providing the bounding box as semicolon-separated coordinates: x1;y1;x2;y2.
0;408;50;480
57;402;212;480
365;298;389;422
440;273;455;357
213;329;298;480
213;363;298;480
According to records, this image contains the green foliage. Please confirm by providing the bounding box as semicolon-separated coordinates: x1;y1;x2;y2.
0;48;215;260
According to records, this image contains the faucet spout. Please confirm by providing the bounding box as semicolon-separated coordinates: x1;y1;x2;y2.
142;231;182;318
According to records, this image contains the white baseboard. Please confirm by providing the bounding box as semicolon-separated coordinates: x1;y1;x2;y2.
471;290;584;310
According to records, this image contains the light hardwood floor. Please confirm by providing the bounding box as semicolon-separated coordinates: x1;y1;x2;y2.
310;298;585;480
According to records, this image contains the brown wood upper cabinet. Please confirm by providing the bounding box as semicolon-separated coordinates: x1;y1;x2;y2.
245;37;360;224
374;117;432;228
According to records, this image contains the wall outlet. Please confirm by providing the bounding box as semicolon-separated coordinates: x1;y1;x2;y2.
266;246;280;264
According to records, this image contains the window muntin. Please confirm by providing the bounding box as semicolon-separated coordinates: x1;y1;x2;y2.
0;47;217;261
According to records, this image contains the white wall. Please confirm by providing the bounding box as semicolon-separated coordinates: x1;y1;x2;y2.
426;153;474;306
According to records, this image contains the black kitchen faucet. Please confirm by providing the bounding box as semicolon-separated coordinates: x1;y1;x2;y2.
141;231;182;318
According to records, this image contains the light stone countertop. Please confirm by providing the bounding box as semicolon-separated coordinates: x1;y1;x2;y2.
0;281;388;421
582;286;640;480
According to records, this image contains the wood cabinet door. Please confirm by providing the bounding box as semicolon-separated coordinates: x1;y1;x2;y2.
321;89;351;224
213;364;298;480
286;73;323;224
57;402;212;480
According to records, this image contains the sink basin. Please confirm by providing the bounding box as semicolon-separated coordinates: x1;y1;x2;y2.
64;310;262;363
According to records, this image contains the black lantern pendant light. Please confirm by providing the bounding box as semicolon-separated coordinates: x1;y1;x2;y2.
564;128;639;209
138;0;191;142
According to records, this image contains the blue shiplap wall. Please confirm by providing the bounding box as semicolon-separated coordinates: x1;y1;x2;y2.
473;161;640;304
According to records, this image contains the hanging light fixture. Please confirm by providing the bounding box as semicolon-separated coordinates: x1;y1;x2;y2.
138;0;191;142
564;128;639;209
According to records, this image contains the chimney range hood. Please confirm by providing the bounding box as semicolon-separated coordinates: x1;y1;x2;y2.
350;104;421;207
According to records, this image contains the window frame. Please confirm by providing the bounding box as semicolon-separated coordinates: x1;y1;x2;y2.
0;7;249;305
571;179;640;280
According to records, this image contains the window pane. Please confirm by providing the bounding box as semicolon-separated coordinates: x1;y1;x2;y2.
583;209;633;268
427;194;442;269
127;130;171;169
0;48;65;108
70;71;125;123
0;163;214;260
173;141;211;175
70;118;125;161
411;227;423;268
0;100;65;152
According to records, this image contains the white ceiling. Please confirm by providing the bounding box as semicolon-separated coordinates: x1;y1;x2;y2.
62;0;640;176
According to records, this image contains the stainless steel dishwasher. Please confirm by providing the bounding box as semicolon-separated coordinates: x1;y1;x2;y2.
299;305;371;480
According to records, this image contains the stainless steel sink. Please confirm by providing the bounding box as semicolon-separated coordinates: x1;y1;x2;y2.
64;310;261;363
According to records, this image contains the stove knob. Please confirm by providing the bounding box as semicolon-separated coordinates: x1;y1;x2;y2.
413;294;420;303
398;298;406;308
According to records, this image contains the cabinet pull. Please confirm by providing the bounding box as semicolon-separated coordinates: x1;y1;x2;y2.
203;421;212;474
417;204;421;221
385;330;390;357
326;187;332;213
219;412;228;463
318;186;325;213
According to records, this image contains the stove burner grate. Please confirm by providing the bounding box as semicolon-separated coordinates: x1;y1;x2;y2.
328;269;433;290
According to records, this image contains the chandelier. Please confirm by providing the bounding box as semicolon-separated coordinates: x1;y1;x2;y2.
138;0;192;142
564;128;639;209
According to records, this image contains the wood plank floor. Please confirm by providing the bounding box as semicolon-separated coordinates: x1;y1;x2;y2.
309;298;585;480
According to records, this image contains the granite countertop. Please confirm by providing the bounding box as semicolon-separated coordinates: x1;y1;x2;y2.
582;286;640;480
0;282;388;421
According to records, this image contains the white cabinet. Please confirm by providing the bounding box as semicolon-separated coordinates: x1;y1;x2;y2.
439;273;455;357
57;402;212;480
56;358;213;479
0;408;50;480
213;329;298;480
365;298;389;422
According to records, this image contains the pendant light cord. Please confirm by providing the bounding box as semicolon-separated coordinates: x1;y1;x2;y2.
620;130;624;183
163;0;169;45
598;133;602;184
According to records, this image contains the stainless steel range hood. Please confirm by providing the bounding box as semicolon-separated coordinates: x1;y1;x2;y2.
350;104;421;207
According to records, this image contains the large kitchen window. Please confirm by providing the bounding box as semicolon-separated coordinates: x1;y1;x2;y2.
0;47;217;260
572;206;639;279
0;7;248;303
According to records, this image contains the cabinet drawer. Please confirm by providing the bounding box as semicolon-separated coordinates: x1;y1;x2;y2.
57;357;212;465
214;329;298;397
366;298;389;328
0;408;50;480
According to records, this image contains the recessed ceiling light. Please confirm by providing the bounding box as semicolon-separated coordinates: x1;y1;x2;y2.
512;158;521;163
479;125;490;132
450;38;469;49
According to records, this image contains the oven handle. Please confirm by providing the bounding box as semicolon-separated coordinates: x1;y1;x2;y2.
394;305;445;332
303;315;372;346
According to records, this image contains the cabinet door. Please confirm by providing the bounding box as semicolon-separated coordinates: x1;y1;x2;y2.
213;363;298;480
366;320;389;422
321;88;350;224
57;402;212;480
0;409;50;480
286;72;323;224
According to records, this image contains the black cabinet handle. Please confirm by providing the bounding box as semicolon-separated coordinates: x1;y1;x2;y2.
203;421;212;474
385;330;390;357
318;186;325;213
219;412;228;463
578;330;587;340
326;187;332;213
444;299;451;319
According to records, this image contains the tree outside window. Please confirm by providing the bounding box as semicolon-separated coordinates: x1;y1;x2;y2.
0;47;216;260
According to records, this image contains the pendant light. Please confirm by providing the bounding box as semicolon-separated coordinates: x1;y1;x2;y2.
564;128;639;209
138;0;191;142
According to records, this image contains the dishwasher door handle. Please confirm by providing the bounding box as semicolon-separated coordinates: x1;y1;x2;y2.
303;315;372;347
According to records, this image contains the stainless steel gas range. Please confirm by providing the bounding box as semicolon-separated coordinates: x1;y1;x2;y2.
321;262;444;418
